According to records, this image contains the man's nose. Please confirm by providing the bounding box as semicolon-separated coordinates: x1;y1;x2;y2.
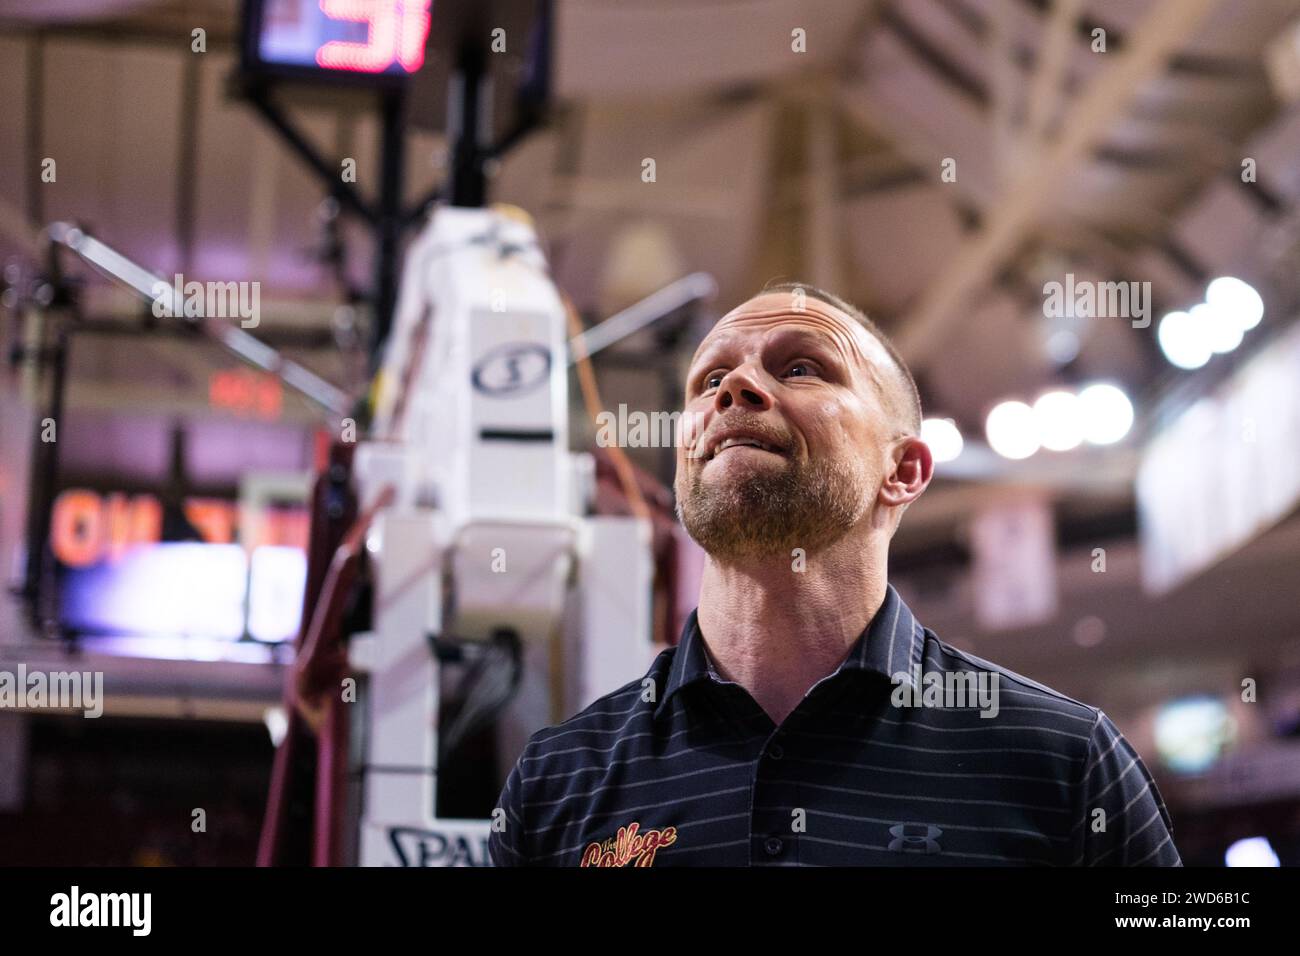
715;365;772;411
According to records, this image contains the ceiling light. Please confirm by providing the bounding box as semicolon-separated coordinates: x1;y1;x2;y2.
1078;383;1134;445
1032;390;1084;452
1205;276;1263;332
920;417;963;463
986;400;1039;460
1158;310;1211;370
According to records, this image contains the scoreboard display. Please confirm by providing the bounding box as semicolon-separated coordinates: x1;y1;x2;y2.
242;0;434;84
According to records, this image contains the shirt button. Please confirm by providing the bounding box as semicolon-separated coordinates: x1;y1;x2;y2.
764;837;784;856
768;743;784;760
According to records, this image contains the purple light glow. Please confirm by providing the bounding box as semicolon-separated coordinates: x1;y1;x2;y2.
61;541;305;643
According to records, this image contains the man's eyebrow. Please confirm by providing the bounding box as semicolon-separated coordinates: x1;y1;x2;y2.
686;333;736;375
768;324;884;388
686;323;879;386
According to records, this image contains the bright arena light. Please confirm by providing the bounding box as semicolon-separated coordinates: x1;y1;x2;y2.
1225;836;1280;868
1032;390;1084;451
1206;276;1264;332
1078;383;1134;445
1192;302;1244;355
1158;310;1212;370
920;417;964;463
985;400;1040;460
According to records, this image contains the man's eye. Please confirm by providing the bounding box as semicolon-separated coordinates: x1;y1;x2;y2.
704;373;724;390
784;363;815;378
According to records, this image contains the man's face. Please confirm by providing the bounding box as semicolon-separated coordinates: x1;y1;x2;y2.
674;292;909;561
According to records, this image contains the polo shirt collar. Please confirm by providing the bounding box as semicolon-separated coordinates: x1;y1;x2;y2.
654;582;923;721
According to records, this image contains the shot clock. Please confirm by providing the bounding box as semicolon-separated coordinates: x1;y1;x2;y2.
241;0;434;86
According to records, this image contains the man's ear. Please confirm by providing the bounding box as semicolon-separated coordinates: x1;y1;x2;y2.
879;436;933;510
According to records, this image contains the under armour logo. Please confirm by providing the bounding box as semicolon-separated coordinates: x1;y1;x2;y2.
888;823;943;854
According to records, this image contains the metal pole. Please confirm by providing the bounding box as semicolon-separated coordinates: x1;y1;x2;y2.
447;40;488;209
371;89;407;369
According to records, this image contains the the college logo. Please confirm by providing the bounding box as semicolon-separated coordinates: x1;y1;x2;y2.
888;823;943;854
579;821;678;867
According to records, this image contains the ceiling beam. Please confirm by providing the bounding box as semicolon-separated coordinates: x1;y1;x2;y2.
895;0;1222;367
1024;0;1084;144
988;0;1018;187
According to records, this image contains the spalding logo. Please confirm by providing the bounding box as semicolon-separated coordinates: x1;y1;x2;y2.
387;826;490;867
471;342;551;397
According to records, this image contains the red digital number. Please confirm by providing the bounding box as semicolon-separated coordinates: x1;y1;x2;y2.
317;0;431;74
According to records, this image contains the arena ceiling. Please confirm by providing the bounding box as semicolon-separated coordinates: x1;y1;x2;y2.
1;0;1298;498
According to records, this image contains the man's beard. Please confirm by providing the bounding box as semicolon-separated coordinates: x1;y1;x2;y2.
675;448;873;562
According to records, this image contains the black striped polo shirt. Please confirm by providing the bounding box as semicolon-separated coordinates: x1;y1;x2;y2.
489;583;1181;866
